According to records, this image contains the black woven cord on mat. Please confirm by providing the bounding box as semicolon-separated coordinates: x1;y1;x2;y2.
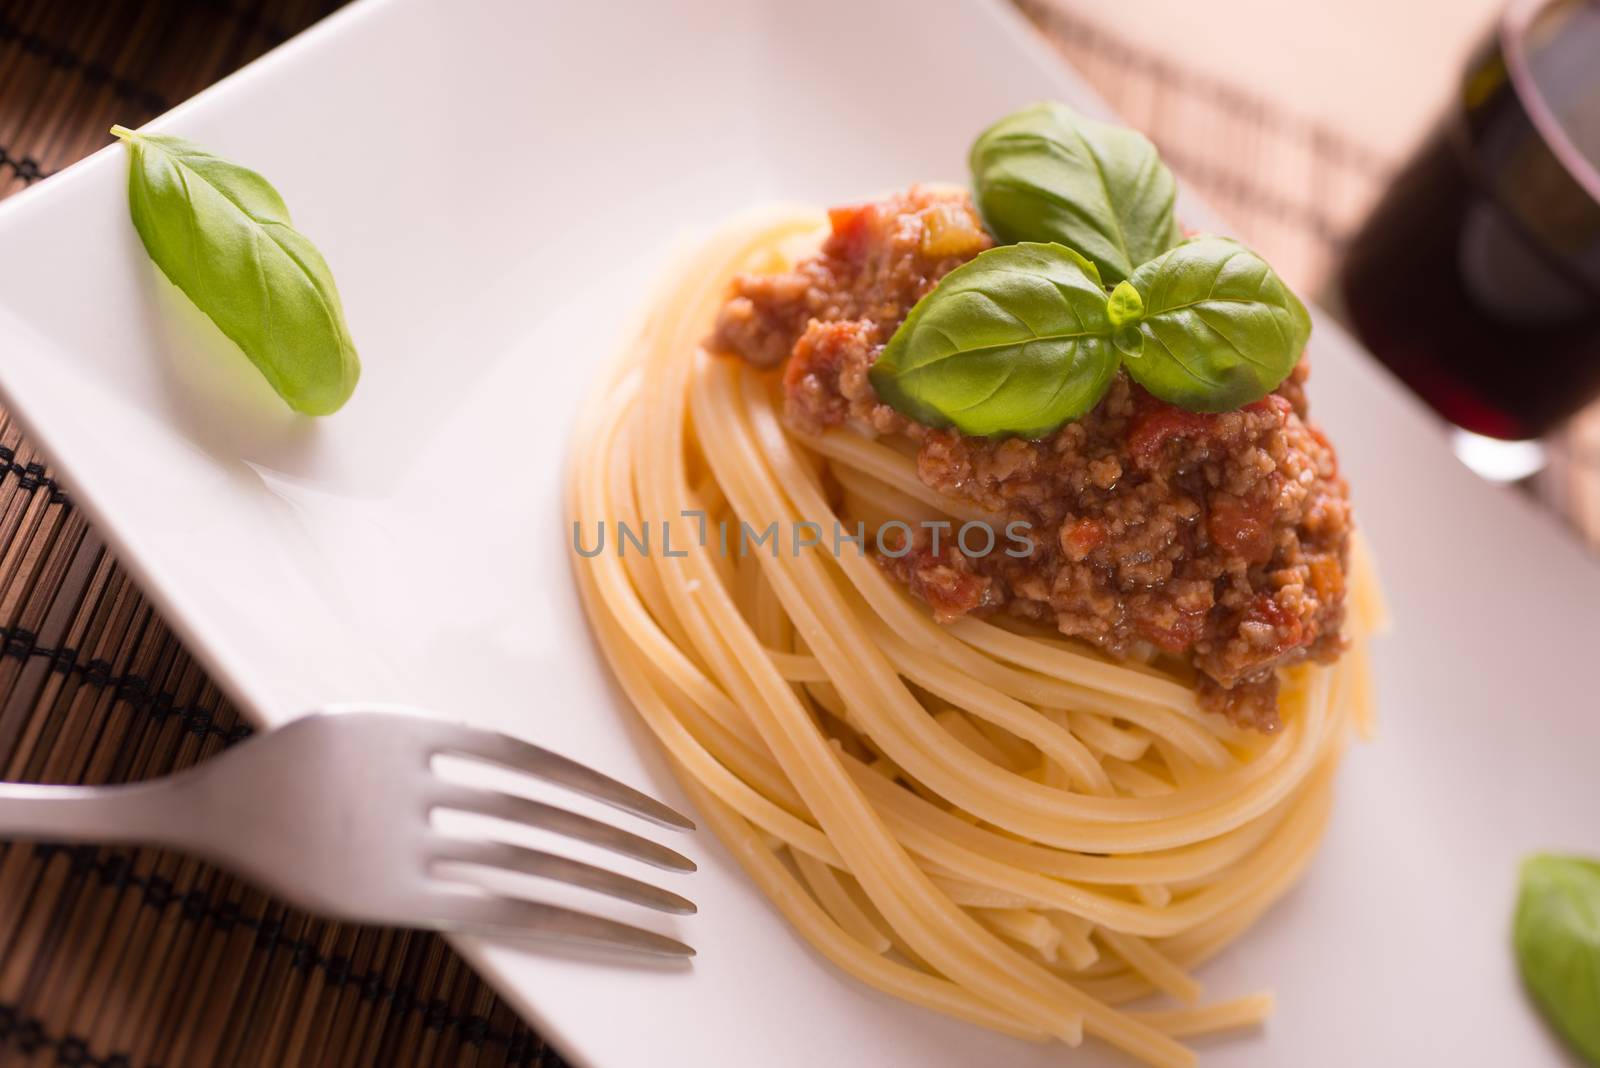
0;1;566;1065
4;845;551;1067
0;622;252;746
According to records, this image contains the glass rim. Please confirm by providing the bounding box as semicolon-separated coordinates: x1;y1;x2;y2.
1501;0;1600;207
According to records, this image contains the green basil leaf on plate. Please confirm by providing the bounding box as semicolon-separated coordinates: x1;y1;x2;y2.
1515;854;1600;1065
111;126;360;416
869;242;1119;438
1123;235;1310;412
969;101;1181;285
1106;279;1144;327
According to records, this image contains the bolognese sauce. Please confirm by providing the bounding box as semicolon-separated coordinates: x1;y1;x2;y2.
708;186;1351;730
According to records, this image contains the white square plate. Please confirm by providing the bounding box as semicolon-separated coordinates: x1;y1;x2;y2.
1;1;1596;1065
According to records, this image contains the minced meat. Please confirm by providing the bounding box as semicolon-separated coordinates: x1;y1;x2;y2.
707;186;1351;731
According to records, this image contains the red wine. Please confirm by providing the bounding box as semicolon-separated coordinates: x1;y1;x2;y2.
1340;0;1600;441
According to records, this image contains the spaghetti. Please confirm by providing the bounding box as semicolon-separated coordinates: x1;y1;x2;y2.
568;211;1383;1068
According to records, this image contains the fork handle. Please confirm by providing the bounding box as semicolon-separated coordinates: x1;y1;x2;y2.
0;781;181;845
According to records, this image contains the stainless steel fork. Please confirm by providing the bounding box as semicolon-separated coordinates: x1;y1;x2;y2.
0;708;697;957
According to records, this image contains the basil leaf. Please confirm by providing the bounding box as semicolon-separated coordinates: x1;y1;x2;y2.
1106;280;1143;327
869;243;1119;438
969;102;1181;285
111;126;360;416
1515;854;1600;1065
1122;235;1310;412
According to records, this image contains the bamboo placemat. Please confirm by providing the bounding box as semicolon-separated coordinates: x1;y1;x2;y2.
1;3;1598;1067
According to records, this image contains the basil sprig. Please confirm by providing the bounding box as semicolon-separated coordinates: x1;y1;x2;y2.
1515;854;1600;1065
970;101;1180;285
870;244;1119;437
1123;237;1311;412
870;103;1309;438
111;126;360;416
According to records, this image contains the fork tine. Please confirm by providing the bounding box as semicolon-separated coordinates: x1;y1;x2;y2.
427;892;695;958
433;840;696;914
431;786;695;872
432;727;695;831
